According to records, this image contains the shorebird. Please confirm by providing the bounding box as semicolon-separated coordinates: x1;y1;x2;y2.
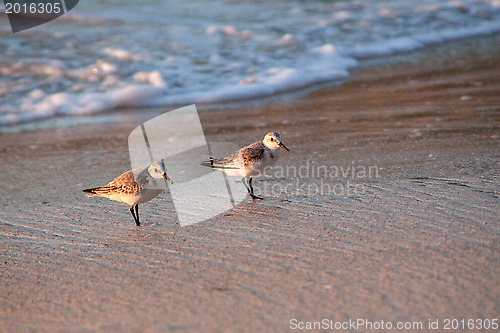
203;132;289;200
83;161;173;226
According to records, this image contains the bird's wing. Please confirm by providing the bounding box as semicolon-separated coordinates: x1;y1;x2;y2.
208;141;265;169
211;150;242;168
83;170;141;196
240;142;266;166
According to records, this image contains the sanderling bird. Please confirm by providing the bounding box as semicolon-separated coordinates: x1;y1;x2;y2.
203;132;289;200
83;161;173;226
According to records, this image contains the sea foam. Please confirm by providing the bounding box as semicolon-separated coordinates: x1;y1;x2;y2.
1;0;500;126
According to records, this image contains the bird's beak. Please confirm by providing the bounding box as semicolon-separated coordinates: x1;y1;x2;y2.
279;142;289;151
163;173;174;184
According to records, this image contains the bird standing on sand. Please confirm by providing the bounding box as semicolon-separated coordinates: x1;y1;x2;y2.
83;161;173;226
203;132;289;200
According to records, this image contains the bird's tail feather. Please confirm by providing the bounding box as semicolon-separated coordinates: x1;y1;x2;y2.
82;188;100;197
200;157;214;168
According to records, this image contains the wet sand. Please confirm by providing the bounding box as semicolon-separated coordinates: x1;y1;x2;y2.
1;35;499;332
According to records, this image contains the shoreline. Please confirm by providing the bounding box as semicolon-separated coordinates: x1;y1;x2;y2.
1;33;499;332
2;32;500;135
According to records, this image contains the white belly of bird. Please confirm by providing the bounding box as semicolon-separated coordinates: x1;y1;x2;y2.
224;148;281;177
106;189;164;206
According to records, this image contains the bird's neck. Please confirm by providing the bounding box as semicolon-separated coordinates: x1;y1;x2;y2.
135;168;152;184
269;147;281;159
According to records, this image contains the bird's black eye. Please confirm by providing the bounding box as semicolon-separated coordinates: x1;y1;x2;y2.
270;138;274;141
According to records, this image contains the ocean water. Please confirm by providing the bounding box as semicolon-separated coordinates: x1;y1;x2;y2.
1;0;500;126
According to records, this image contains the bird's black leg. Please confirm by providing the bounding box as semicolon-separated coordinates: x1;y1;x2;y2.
242;176;251;194
130;204;140;226
130;205;135;221
135;204;140;226
248;176;263;200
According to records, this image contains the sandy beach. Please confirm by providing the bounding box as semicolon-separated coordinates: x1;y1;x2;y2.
1;34;499;332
